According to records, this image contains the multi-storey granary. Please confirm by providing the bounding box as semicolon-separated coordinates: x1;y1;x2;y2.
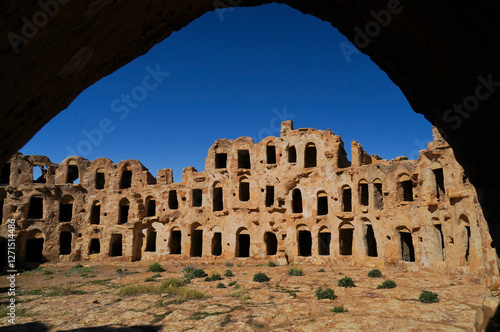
1;121;498;288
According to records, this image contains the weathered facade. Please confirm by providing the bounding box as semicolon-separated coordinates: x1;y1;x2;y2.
1;121;498;288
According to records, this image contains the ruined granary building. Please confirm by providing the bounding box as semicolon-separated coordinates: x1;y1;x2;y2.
1;121;499;288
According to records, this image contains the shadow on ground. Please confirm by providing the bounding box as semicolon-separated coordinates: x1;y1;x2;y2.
0;322;162;332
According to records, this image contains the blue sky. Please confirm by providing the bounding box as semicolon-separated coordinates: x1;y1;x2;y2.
20;4;432;183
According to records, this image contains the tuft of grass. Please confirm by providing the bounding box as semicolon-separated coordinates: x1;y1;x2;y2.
338;276;355;288
253;272;270;282
205;273;222;282
228;288;249;299
216;283;226;289
228;281;237;287
234;284;241;289
160;278;185;289
377;280;397;289
224;270;234;277
145;273;162;282
287;268;303;276
43;269;54;275
225;262;234;267
419;290;439;303
71;264;94;274
220;314;231;327
318;268;325;273
267;261;277;267
316;287;336;300
368;269;383;278
147;262;165;273
47;284;86;296
118;284;158;296
330;306;348;313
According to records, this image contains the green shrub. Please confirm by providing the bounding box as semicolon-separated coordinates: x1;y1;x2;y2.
330;306;348;313
377;280;397;289
287;268;303;276
419;290;439;303
205;273;222;282
147;262;165;272
367;269;382;278
267;261;277;267
225;262;234;267
318;268;325;273
228;281;237;287
253;272;270;282
216;283;226;289
224;270;234;277
183;266;207;282
338;276;355;288
316;287;336;300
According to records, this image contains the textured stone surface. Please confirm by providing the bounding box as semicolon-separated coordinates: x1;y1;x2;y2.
1;121;498;291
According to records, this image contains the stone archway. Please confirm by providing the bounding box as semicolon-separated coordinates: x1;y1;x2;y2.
1;1;500;257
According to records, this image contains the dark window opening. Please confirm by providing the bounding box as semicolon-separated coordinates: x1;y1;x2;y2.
213;187;223;211
366;224;378;257
359;182;369;206
0;199;3;221
264;232;278;255
434;224;445;261
267;144;276;164
190;229;203;257
292;189;302;213
0;163;10;185
59;231;72;255
67;165;79;184
318;232;331;256
28;197;43;219
146;230;157;252
342;188;352;212
265;186;274;207
304;144;317;168
298;230;312;256
32;165;46;184
212;232;222;256
317;195;328;215
192;189;203;207
215;153;227;169
26;238;44;262
119;202;129;224
146;199;156;216
288;146;297;163
168;190;178;209
89;238;100;254
60;203;73;222
465;226;471;262
400;231;415;262
169;230;182;254
110;234;123;257
433;168;445;201
90;203;100;225
238;150;251;169
120;170;132;189
401;180;413;202
236;233;250;257
339;228;353;255
95;171;105;189
239;180;250;201
374;182;383;210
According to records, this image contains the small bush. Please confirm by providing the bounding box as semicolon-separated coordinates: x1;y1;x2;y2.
205;273;222;282
368;269;382;278
224;270;234;277
330;306;348;313
377;280;397;289
318;268;325;273
191;269;207;278
288;268;303;276
183;266;207;282
228;281;237;287
419;290;439;303
43;269;54;275
267;261;277;267
338;276;355;288
316;287;336;300
216;283;226;289
47;284;86;296
253;272;270;282
160;278;185;290
147;262;165;273
225;262;234;267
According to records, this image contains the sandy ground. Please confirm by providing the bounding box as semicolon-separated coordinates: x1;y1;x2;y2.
0;259;490;331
